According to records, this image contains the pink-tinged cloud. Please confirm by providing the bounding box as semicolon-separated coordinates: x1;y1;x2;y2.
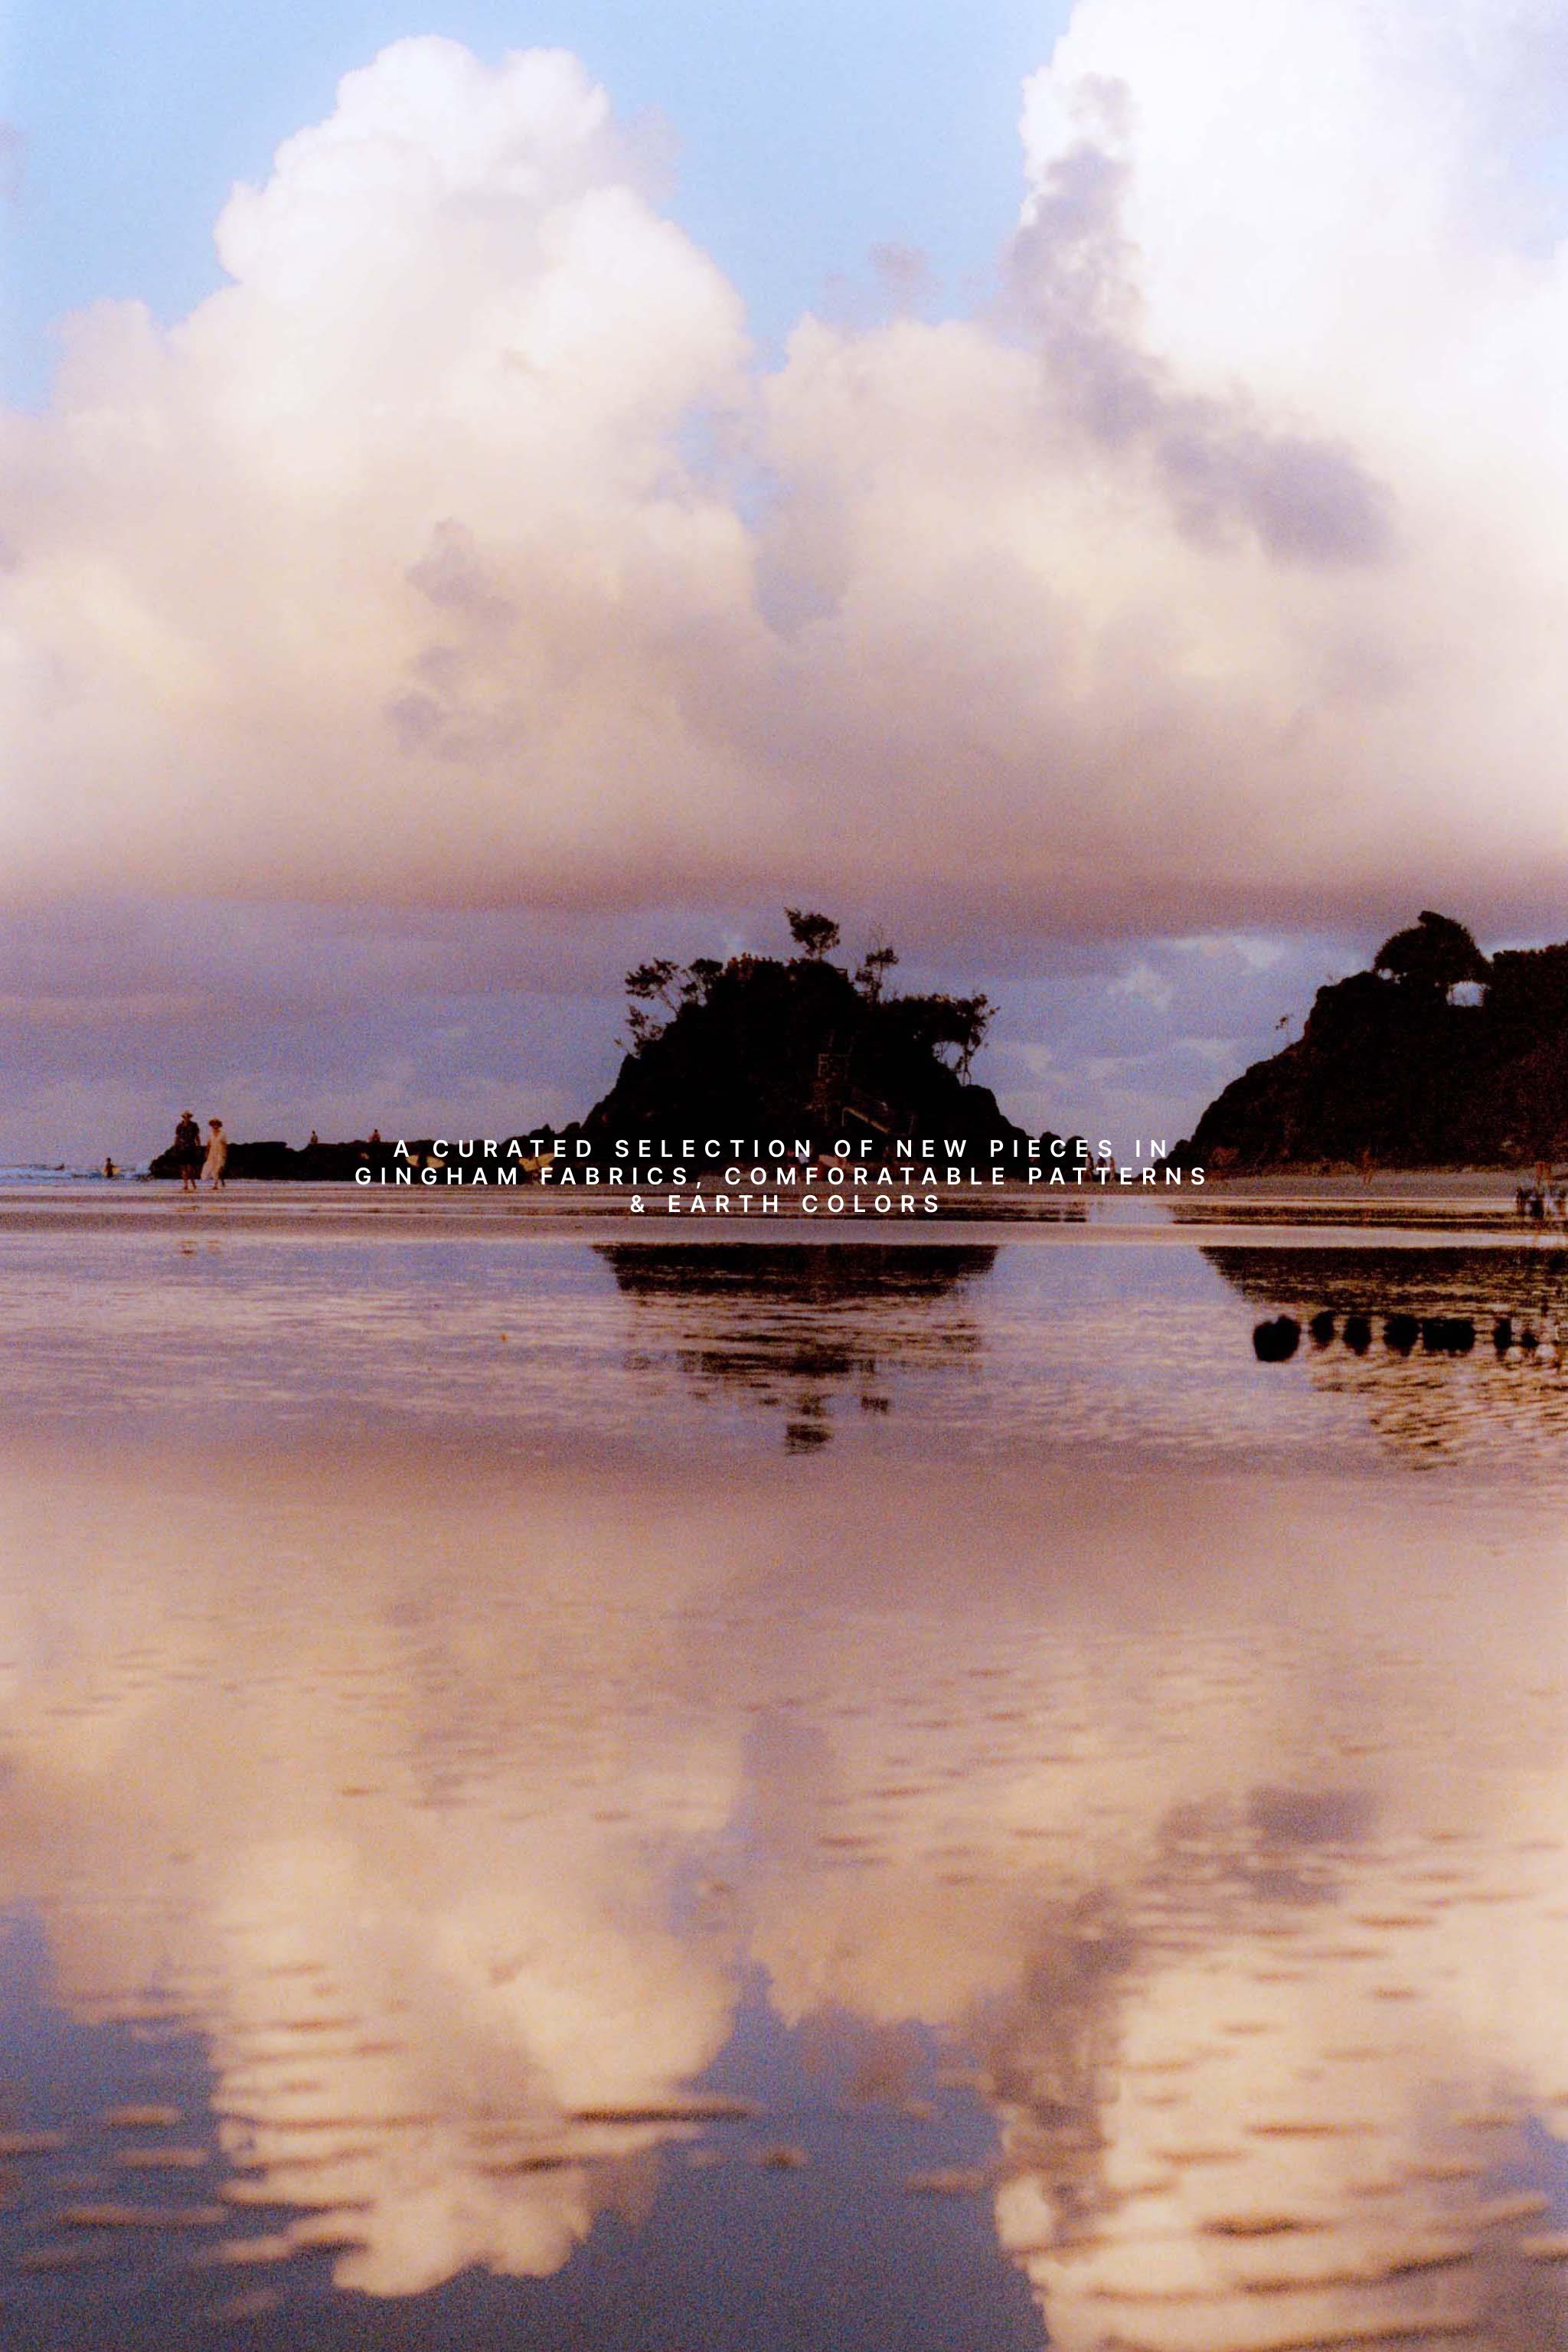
3;6;1568;938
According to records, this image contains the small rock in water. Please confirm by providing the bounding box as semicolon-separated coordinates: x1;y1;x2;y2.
1493;1315;1513;1351
1385;1313;1419;1354
1342;1313;1372;1354
1308;1310;1335;1346
1252;1317;1300;1363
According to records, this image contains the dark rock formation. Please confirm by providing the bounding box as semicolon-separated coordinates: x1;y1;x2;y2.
583;915;1023;1160
142;913;1051;1178
1184;913;1568;1169
146;1135;400;1181
1252;1315;1300;1361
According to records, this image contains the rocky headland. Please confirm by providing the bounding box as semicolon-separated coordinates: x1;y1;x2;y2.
1184;911;1568;1171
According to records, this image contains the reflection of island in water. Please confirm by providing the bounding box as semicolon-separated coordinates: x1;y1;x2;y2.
1208;1243;1568;1463
598;1244;997;1449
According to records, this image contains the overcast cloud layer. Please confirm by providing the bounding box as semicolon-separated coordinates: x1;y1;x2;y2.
5;1;1568;1158
5;0;1568;935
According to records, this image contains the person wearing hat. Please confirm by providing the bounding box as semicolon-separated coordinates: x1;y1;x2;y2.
173;1109;202;1193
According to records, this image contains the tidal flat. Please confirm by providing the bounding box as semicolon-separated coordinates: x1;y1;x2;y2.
2;1193;1567;2350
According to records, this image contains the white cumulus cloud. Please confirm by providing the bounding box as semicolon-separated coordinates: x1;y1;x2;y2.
4;6;1568;942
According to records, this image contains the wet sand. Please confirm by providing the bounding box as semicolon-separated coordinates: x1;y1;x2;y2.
1;1200;1566;2347
2;1168;1563;1246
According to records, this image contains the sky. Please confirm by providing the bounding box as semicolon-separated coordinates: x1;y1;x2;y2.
5;0;1568;1162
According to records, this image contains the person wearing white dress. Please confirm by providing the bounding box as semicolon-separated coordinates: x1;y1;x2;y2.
203;1119;229;1190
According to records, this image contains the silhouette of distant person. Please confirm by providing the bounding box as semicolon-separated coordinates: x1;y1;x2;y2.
203;1118;229;1191
173;1109;202;1193
102;1155;116;1179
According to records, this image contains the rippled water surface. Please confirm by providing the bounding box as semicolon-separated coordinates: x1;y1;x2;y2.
4;1207;1568;2350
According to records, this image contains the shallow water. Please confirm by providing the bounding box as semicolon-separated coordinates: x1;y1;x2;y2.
2;1209;1568;2349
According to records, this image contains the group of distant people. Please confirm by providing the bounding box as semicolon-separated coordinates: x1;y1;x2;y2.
1515;1161;1568;1223
173;1110;228;1193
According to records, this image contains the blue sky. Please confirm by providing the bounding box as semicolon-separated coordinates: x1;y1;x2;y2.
4;0;1066;406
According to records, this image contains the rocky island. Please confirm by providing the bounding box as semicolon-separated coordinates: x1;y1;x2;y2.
1184;910;1568;1170
582;909;1023;1156
148;912;1059;1178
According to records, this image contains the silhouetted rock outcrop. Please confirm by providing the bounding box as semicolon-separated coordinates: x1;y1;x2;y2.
145;913;1045;1178
146;1136;400;1181
1185;913;1568;1169
1252;1315;1300;1362
583;913;1023;1158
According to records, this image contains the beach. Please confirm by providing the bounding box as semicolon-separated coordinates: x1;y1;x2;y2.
1;1187;1566;2349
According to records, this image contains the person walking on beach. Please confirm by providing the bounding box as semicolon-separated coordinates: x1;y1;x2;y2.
203;1118;229;1191
173;1109;202;1192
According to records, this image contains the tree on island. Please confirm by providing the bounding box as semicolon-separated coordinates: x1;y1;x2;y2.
854;937;900;1004
1372;910;1490;1000
585;910;1013;1150
784;907;841;961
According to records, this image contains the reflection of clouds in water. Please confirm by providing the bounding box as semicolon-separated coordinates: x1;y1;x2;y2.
599;1244;997;1448
697;1478;1568;2346
751;1752;1568;2347
990;1808;1568;2350
203;1832;733;2296
1;1446;1566;2339
1210;1244;1568;1465
0;1455;747;2297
